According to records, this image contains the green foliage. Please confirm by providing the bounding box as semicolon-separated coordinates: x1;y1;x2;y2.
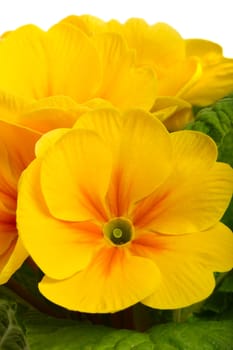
148;320;233;350
188;95;233;151
1;285;233;350
187;95;233;230
0;300;28;350
219;270;233;293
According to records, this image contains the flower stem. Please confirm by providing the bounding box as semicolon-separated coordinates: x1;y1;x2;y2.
6;279;66;319
173;308;182;323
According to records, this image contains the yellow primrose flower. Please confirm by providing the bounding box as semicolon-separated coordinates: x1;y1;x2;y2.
0;20;157;126
0;121;41;283
17;109;233;313
0;88;117;284
62;15;233;129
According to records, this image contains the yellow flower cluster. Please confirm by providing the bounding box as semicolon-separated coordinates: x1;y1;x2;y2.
0;15;233;312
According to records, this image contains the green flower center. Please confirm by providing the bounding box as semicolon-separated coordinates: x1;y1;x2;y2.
103;217;134;246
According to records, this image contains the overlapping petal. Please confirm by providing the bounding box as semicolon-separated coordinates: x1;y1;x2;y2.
93;32;157;110
0;25;47;99
0;237;28;284
17;159;103;279
133;131;233;233
39;247;160;313
0;18;158;128
183;39;233;105
74;109;173;215
40;129;112;222
0;121;41;283
60;15;233;130
46;23;101;102
131;222;233;309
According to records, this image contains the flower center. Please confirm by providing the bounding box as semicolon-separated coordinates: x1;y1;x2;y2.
103;217;134;246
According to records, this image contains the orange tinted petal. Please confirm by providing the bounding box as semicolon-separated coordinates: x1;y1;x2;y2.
39;247;160;313
17;159;103;279
75;108;172;216
40;129;112;222
0;237;28;284
130;226;232;309
133;131;233;233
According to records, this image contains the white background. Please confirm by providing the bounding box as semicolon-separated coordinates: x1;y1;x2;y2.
0;0;233;56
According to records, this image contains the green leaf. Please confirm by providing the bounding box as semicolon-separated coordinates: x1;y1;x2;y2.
186;95;233;158
0;299;28;350
186;95;233;230
219;271;233;293
148;320;233;350
1;286;233;350
23;312;154;350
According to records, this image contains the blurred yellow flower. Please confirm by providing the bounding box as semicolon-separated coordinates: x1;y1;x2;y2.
0;20;157;127
0;121;40;283
62;15;233;129
17;109;233;312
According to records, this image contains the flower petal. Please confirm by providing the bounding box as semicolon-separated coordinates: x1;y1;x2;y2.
0;25;47;99
108;19;185;68
134;131;233;233
39;247;160;313
47;23;101;102
40;129;112;222
183;39;233;105
17;159;103;279
0;120;40;193
93;32;157;110
35;128;70;158
19;96;87;133
0;90;32;124
151;96;193;131
60;15;107;36
131;224;233;309
75;108;173;216
0;237;28;284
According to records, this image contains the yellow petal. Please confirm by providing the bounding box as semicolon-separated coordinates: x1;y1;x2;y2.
17;159;103;279
0;25;47;99
185;39;223;61
108;19;185;69
0;90;33;124
35;128;70;157
40;129;112;222
74;108;173;216
60;15;107;36
0;120;40;192
0;238;28;284
132;223;233;309
93;32;157;110
181;39;233;105
19;96;87;133
0;231;15;255
133;131;233;233
158;57;201;97
181;58;233;105
39;247;160;313
151;96;193;131
47;23;101;102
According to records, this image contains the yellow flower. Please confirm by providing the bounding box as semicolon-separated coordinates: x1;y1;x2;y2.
17;109;233;312
0;75;117;284
0;121;41;283
0;20;157;128
62;15;233;129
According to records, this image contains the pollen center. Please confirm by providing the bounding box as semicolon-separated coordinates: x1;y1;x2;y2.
103;217;134;246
